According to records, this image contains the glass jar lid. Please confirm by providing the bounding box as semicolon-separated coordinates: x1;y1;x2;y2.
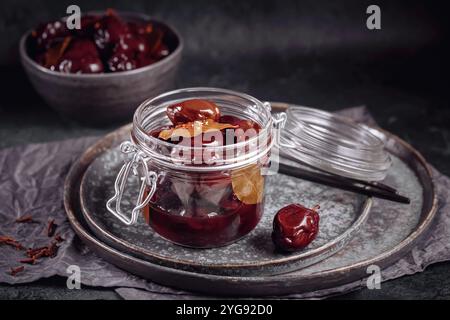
280;106;391;181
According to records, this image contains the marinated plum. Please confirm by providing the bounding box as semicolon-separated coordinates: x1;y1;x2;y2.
58;38;103;73
75;15;101;37
219;115;261;132
166;99;221;125
93;9;129;52
107;49;137;72
272;204;320;252
220;115;260;144
31;20;69;51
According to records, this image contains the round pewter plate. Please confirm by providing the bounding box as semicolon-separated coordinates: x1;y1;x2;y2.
64;102;437;296
79;145;371;276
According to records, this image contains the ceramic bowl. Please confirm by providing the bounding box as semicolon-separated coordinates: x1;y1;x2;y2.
19;12;183;125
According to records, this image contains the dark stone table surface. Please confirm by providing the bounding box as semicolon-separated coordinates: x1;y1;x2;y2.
0;0;448;299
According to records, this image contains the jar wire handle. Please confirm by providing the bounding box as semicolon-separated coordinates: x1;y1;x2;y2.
272;112;297;149
106;142;157;225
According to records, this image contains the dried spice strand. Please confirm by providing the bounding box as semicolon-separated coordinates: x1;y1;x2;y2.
10;266;25;276
26;248;46;259
145;23;153;34
46;242;59;258
47;219;58;237
30;250;45;260
0;235;15;242
148;29;163;55
26;246;49;260
15;215;34;223
26;242;59;259
44;36;72;68
54;234;65;242
26;246;48;258
0;235;25;250
20;258;37;265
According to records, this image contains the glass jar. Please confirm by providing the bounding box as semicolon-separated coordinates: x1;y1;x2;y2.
107;88;284;248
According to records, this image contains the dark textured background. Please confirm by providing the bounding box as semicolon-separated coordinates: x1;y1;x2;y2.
0;0;449;299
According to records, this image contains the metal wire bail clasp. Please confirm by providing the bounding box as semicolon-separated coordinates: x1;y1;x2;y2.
272;111;296;149
106;141;157;225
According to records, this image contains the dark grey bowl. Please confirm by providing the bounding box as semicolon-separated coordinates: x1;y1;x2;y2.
19;12;183;125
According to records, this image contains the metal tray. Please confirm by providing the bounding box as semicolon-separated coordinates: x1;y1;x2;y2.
64;103;437;296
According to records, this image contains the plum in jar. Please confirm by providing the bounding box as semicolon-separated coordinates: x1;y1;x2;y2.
166;99;221;124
